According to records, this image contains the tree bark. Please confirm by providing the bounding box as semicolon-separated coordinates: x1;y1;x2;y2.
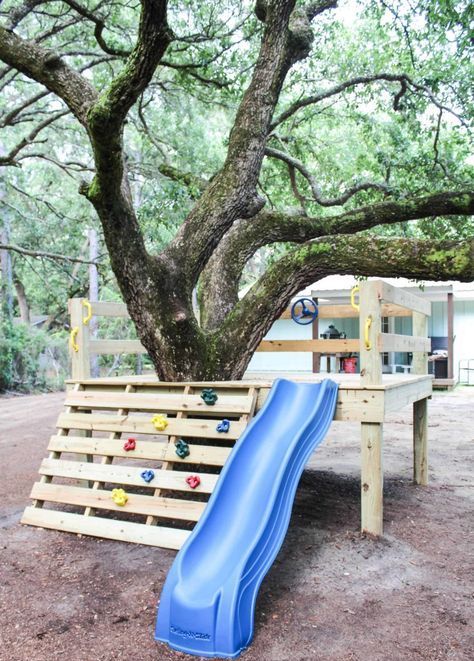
200;191;474;330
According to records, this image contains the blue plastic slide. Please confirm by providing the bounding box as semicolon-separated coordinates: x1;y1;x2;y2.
155;378;338;658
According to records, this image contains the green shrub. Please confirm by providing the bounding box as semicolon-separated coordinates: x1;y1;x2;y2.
0;321;68;392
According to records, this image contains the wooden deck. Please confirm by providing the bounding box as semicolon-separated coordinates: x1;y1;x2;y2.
67;372;433;423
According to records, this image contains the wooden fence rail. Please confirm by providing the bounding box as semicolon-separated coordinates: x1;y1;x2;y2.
68;281;431;381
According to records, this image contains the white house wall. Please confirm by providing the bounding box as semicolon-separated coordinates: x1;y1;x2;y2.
453;301;474;376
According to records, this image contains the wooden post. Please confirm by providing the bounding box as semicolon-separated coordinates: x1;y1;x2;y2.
412;310;429;375
361;422;383;536
69;298;90;380
359;281;383;535
359;281;382;386
88;228;100;378
312;296;320;373
412;310;429;485
413;399;428;485
447;292;454;380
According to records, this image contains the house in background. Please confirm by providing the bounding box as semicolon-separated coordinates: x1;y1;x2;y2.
247;276;474;388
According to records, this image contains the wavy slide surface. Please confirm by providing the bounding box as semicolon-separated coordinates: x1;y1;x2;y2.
155;378;338;658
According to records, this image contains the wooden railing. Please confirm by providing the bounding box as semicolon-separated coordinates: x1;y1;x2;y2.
68;280;431;380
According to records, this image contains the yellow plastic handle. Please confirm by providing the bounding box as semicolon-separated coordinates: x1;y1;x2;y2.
364;315;372;350
350;285;360;312
70;327;79;352
82;299;92;325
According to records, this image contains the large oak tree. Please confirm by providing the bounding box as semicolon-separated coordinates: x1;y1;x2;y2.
0;0;473;379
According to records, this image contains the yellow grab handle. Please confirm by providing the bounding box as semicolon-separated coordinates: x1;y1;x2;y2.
350;285;360;312
70;327;79;352
82;298;92;325
364;315;372;350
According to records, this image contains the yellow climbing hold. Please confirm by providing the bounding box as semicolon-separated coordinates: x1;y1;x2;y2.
152;414;168;431
111;488;128;506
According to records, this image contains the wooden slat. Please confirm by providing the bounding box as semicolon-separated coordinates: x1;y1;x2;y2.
91;301;129;318
30;482;206;521
379;334;431;353
39;458;219;493
48;435;232;466
90;339;147;355
34;382;83;506
65;390;254;414
376;281;431;316
147;384;191;526
21;507;190;550
257;339;360;352
279;303;411;319
56;412;246;439
85;382;133;519
384;377;432;412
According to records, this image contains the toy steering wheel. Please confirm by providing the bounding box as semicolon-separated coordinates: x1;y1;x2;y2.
291;298;318;325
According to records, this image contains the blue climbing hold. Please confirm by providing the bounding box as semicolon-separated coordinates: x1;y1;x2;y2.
216;419;230;433
141;469;155;483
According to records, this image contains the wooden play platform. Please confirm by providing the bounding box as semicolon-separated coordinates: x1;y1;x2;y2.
22;280;433;547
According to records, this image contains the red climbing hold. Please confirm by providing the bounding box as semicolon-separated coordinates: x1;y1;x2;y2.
123;438;136;451
186;475;201;489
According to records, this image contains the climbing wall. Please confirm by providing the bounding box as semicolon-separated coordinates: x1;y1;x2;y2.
22;380;258;549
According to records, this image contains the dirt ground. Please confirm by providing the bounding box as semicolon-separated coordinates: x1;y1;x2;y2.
0;388;473;661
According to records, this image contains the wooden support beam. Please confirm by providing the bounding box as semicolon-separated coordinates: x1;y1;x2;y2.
69;298;90;380
411;310;429;485
361;422;383;536
90;301;129;317
413;398;428;485
90;339;147;355
359;281;382;386
257;339;360;353
376;281;431;316
379;333;431;353
281;303;412;319
412;311;429;374
312;297;320;373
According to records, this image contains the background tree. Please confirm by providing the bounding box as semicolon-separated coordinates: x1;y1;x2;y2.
0;0;473;380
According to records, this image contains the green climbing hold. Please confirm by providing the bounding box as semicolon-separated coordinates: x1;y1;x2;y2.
175;438;190;459
200;388;218;406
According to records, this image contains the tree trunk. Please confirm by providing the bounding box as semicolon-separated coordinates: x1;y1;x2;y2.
13;277;30;324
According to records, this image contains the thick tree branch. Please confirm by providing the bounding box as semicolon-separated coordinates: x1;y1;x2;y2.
200;190;474;329
306;1;338;20
216;233;474;377
265;146;390;206
0;27;97;125
86;0;172;134
158;164;208;198
164;0;330;284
